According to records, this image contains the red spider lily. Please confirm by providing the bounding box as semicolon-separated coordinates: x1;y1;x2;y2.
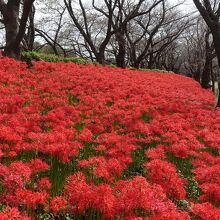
0;58;219;219
50;196;67;214
145;159;187;200
191;202;220;220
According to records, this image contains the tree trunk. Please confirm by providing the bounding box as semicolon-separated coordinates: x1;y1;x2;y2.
115;30;126;68
194;69;201;83
2;0;35;59
4;0;20;59
201;60;212;88
132;49;140;68
26;6;35;51
96;52;105;65
217;81;220;107
130;46;137;68
201;31;213;89
211;25;220;68
201;63;211;89
133;62;140;69
210;70;215;93
211;25;220;107
148;53;154;69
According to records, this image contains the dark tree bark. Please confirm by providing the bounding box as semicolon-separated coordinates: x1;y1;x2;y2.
194;69;202;83
201;30;215;88
212;25;220;66
193;0;220;106
0;0;35;59
218;81;220;107
115;29;126;68
24;5;35;51
3;0;20;59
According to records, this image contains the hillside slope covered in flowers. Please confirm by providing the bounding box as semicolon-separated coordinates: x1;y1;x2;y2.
0;58;219;219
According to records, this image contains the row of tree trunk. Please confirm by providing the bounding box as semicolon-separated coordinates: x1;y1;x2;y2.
0;0;35;59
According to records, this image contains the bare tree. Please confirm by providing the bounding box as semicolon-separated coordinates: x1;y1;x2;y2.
151;40;183;72
201;29;216;88
182;17;207;82
125;1;190;69
193;0;220;106
110;0;164;68
180;15;218;93
23;5;35;51
0;0;35;59
126;0;165;68
101;0;164;68
193;0;220;65
34;0;68;56
64;0;117;64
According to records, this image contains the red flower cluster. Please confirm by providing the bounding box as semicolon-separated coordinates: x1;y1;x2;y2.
191;202;220;220
0;57;219;219
0;207;31;220
145;159;187;200
50;196;67;214
65;172;190;218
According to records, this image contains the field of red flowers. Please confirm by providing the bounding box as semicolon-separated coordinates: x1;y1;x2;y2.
0;57;219;219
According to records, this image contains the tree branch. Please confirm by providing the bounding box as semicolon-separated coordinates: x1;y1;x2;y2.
193;0;213;26
15;0;35;48
0;0;6;18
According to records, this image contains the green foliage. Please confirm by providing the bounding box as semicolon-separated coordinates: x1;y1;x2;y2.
78;142;103;160
63;57;90;64
167;153;201;200
0;204;6;212
54;210;101;220
71;209;102;220
175;200;189;211
21;52;175;73
150;68;175;73
74;122;85;132
0;183;5;194
129;67;174;74
68;94;80;105
48;157;78;197
123;147;148;177
22;100;30;108
123;140;160;178
106;101;114;106
38;212;87;220
167;153;193;178
21;52;90;65
140;112;151;123
202;147;220;156
187;178;201;200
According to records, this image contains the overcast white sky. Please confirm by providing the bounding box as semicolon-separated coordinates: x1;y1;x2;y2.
0;0;198;47
173;0;196;13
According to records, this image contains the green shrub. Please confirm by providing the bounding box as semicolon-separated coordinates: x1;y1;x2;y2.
151;68;174;73
129;67;174;74
21;52;175;73
21;51;41;62
21;52;90;65
63;57;91;64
